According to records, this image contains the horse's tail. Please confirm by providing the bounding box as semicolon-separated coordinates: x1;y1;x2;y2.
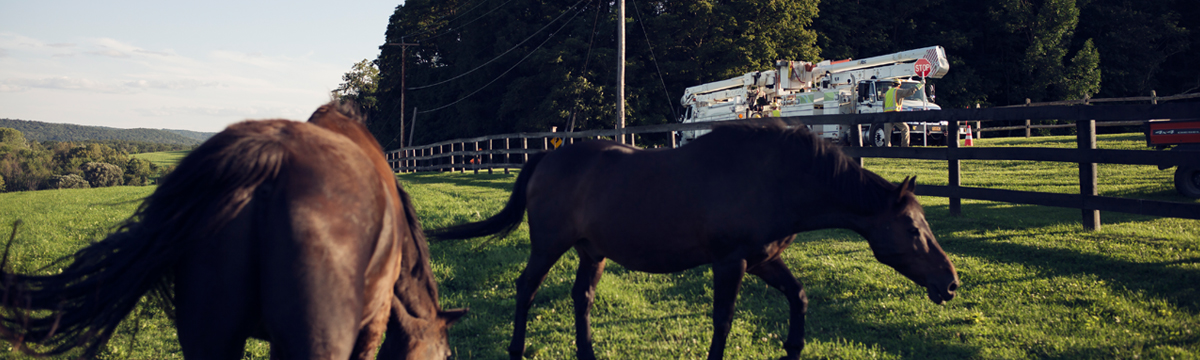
0;121;289;358
428;152;547;241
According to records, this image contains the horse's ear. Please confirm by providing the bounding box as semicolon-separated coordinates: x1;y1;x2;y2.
895;176;917;202
439;308;468;326
904;176;918;192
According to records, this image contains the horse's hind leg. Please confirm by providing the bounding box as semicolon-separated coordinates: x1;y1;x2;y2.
708;258;747;360
508;246;571;360
748;257;808;360
175;210;258;359
571;246;607;360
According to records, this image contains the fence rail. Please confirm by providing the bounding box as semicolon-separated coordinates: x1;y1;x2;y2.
385;102;1200;229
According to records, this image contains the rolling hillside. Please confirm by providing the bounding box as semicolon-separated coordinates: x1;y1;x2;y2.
0;118;215;145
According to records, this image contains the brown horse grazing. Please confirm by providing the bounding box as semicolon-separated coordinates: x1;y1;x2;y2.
0;101;464;359
430;121;959;360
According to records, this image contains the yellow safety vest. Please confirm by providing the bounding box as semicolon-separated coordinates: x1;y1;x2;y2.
884;87;900;112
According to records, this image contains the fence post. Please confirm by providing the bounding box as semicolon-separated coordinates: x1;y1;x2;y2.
1078;119;1100;231
504;138;510;175
437;145;443;172
1151;90;1158;105
671;131;678;148
1025;98;1032;138
947;120;962;216
487;139;494;174
852;123;864;167
473;141;479;174
522;137;529;164
458;143;465;173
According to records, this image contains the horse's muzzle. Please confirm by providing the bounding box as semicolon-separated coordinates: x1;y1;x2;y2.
925;273;959;305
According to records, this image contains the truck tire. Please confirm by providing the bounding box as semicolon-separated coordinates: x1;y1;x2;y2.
869;125;889;147
1175;165;1200;198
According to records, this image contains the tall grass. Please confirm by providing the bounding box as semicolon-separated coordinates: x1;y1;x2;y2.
1;134;1197;359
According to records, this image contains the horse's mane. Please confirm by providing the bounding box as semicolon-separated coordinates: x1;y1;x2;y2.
703;120;898;214
308;100;442;312
308;100;367;125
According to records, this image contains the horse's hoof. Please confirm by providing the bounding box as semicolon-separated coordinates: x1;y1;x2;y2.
777;344;803;360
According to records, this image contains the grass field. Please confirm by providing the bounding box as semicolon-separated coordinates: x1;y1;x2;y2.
130;150;190;167
1;134;1197;359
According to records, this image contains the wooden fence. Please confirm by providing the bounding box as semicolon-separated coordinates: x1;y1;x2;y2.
977;91;1200;137
385;102;1200;229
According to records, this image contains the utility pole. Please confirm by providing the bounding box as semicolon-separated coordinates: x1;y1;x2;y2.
385;42;418;148
616;0;626;144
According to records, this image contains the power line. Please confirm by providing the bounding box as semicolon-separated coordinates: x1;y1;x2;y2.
408;0;590;91
414;0;515;43
402;0;499;40
632;0;678;121
416;0;590;114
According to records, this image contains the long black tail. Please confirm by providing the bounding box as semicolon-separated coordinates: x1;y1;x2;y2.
428;152;547;241
0;121;287;358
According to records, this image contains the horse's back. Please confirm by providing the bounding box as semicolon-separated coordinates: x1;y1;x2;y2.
526;141;721;272
174;119;393;358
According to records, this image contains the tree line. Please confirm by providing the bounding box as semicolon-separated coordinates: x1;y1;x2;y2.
0;127;183;193
0;118;211;146
338;0;1196;147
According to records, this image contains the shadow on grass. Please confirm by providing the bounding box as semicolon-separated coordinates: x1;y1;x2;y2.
925;201;1200;313
399;172;519;193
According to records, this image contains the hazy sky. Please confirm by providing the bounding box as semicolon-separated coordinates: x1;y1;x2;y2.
1;0;401;132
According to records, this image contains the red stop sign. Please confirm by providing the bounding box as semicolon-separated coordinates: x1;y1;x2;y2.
914;58;932;77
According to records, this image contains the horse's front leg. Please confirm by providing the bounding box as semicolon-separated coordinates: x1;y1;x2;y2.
509;251;561;360
708;258;747;360
748;257;807;360
571;247;607;360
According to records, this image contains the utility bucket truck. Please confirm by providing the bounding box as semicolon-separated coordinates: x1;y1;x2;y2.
678;46;963;147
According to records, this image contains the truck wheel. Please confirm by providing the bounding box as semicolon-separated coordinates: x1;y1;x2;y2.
870;125;889;147
1175;165;1200;198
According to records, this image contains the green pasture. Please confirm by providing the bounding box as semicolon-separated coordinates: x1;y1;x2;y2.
1;134;1197;359
130;150;190;167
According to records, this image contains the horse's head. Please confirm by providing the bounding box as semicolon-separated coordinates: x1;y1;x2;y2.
860;176;959;304
386;303;467;360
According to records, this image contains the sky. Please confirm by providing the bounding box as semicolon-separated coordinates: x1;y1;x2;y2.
0;0;402;132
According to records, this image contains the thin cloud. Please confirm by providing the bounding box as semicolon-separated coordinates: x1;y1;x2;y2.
134;105;306;119
123;79;223;90
1;76;130;93
85;49;131;58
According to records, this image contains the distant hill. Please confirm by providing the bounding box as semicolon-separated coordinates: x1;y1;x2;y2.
0;118;215;145
162;129;216;142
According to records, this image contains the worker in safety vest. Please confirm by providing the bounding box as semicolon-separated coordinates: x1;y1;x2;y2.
879;79;923;146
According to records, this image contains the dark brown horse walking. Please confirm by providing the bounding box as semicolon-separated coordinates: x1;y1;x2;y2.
1;101;464;359
431;121;959;360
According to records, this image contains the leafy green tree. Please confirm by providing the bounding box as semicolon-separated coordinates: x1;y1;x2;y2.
124;157;154;186
1076;0;1189;97
47;174;90;189
1;146;53;191
81;162;124;188
0;173;5;192
0;127;26;148
334;59;381;111
1065;38;1101;100
54;143;129;175
376;0;818;146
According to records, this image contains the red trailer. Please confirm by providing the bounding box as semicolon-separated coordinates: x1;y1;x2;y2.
1145;119;1200;198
